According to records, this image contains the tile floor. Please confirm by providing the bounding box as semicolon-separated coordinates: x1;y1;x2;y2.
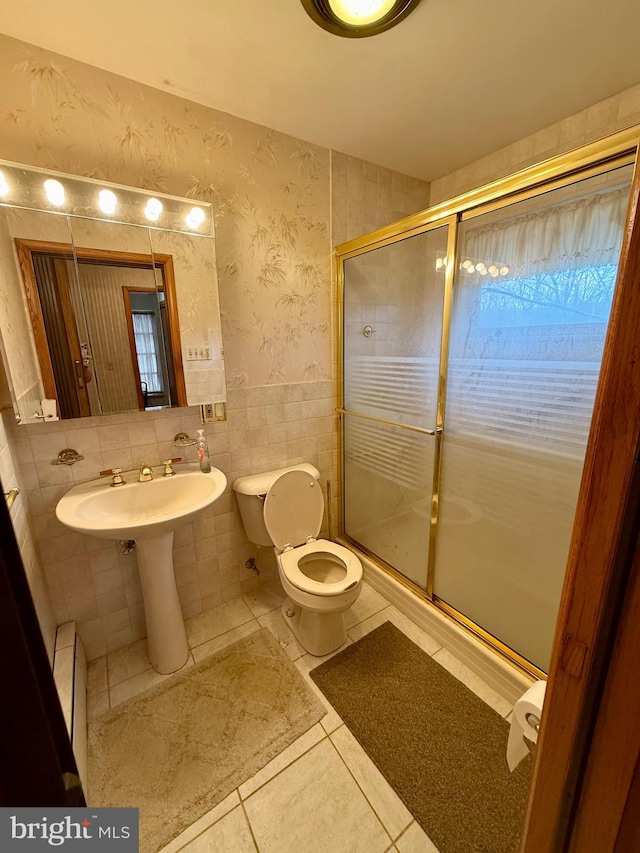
86;580;515;853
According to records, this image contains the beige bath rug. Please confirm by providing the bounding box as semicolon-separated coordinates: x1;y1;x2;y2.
311;621;532;853
89;627;325;852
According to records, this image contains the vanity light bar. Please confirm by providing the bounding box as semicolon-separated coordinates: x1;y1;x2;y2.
0;158;214;236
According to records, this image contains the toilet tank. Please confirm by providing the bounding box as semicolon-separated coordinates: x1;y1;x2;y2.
233;463;320;546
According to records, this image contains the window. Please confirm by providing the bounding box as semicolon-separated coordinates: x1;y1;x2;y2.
132;311;163;394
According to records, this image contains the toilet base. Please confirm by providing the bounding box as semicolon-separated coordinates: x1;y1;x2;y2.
281;598;348;657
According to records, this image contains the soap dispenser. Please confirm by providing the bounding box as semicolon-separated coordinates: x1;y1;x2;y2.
196;429;211;473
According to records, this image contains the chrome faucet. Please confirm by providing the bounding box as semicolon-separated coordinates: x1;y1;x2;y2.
138;463;154;482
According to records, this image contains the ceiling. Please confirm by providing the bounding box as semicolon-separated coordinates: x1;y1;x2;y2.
1;0;639;182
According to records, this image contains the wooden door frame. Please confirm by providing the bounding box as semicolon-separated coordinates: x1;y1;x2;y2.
522;161;640;849
14;240;187;413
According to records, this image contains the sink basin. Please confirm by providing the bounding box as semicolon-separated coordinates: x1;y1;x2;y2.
56;463;227;675
56;462;227;540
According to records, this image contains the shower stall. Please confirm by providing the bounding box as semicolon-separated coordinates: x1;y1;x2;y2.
337;130;638;676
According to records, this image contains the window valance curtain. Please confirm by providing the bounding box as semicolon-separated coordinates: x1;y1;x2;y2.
463;185;629;278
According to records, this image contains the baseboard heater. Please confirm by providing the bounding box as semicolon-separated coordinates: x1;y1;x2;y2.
53;622;88;793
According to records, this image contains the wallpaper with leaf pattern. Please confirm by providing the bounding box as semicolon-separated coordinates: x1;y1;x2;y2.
0;33;331;387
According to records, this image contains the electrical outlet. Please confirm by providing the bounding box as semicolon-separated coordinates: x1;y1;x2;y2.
200;402;226;423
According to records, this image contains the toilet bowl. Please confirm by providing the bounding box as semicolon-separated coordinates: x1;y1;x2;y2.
233;464;362;656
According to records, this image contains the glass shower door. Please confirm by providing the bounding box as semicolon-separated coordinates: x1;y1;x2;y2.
434;164;634;671
342;225;449;589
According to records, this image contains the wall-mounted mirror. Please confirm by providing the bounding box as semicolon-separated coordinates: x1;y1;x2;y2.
0;160;225;424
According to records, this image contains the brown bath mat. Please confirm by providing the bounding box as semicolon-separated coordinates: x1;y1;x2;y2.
89;628;325;852
311;621;532;853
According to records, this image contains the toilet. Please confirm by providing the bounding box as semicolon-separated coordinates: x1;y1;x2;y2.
233;464;362;656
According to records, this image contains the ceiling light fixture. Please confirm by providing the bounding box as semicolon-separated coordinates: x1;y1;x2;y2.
301;0;423;37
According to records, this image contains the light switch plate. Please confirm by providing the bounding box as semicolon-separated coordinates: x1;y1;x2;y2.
186;346;211;361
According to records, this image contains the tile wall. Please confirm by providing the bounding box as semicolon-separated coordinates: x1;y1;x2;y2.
12;380;337;660
0;399;57;663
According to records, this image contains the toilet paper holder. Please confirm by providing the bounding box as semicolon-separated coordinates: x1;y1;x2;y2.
525;711;541;734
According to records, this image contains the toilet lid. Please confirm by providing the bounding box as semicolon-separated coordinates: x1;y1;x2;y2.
263;470;324;552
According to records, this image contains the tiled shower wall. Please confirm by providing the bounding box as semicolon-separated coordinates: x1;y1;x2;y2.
431;83;640;204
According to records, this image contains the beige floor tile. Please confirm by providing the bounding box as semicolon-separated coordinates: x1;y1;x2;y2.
395;821;440;852
347;607;391;642
386;607;441;656
191;621;260;663
239;723;325;800
107;638;151;687
109;654;194;707
432;648;512;717
330;725;412;840
242;581;286;618
87;655;108;695
181;806;256;853
299;640;352;669
294;656;343;734
244;740;390;853
257;609;306;661
344;581;389;629
186;597;255;648
159;791;241;853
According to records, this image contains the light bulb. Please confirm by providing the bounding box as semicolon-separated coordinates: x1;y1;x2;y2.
328;0;396;25
144;198;163;221
98;189;117;214
500;266;509;276
0;171;8;197
44;179;65;206
488;265;498;276
186;206;205;229
475;262;486;273
435;257;444;271
462;259;473;270
479;267;487;275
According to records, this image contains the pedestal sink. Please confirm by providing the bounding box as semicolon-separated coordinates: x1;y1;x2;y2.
56;463;227;674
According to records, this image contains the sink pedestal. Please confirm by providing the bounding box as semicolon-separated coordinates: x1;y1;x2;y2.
136;532;189;674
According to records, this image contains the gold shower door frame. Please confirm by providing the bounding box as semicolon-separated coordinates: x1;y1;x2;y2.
336;126;640;678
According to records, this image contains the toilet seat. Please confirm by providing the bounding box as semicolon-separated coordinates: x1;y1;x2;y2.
263;469;324;551
279;539;362;597
263;470;362;598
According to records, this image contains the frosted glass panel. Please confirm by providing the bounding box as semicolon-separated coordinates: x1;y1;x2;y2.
343;228;447;430
342;228;447;587
434;165;633;671
343;415;434;588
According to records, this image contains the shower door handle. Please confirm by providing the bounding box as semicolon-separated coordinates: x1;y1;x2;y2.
336;407;438;436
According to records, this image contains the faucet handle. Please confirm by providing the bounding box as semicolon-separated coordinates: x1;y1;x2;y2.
100;467;126;487
162;457;182;477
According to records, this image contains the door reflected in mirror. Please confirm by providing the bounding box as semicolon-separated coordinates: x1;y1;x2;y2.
16;239;186;418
